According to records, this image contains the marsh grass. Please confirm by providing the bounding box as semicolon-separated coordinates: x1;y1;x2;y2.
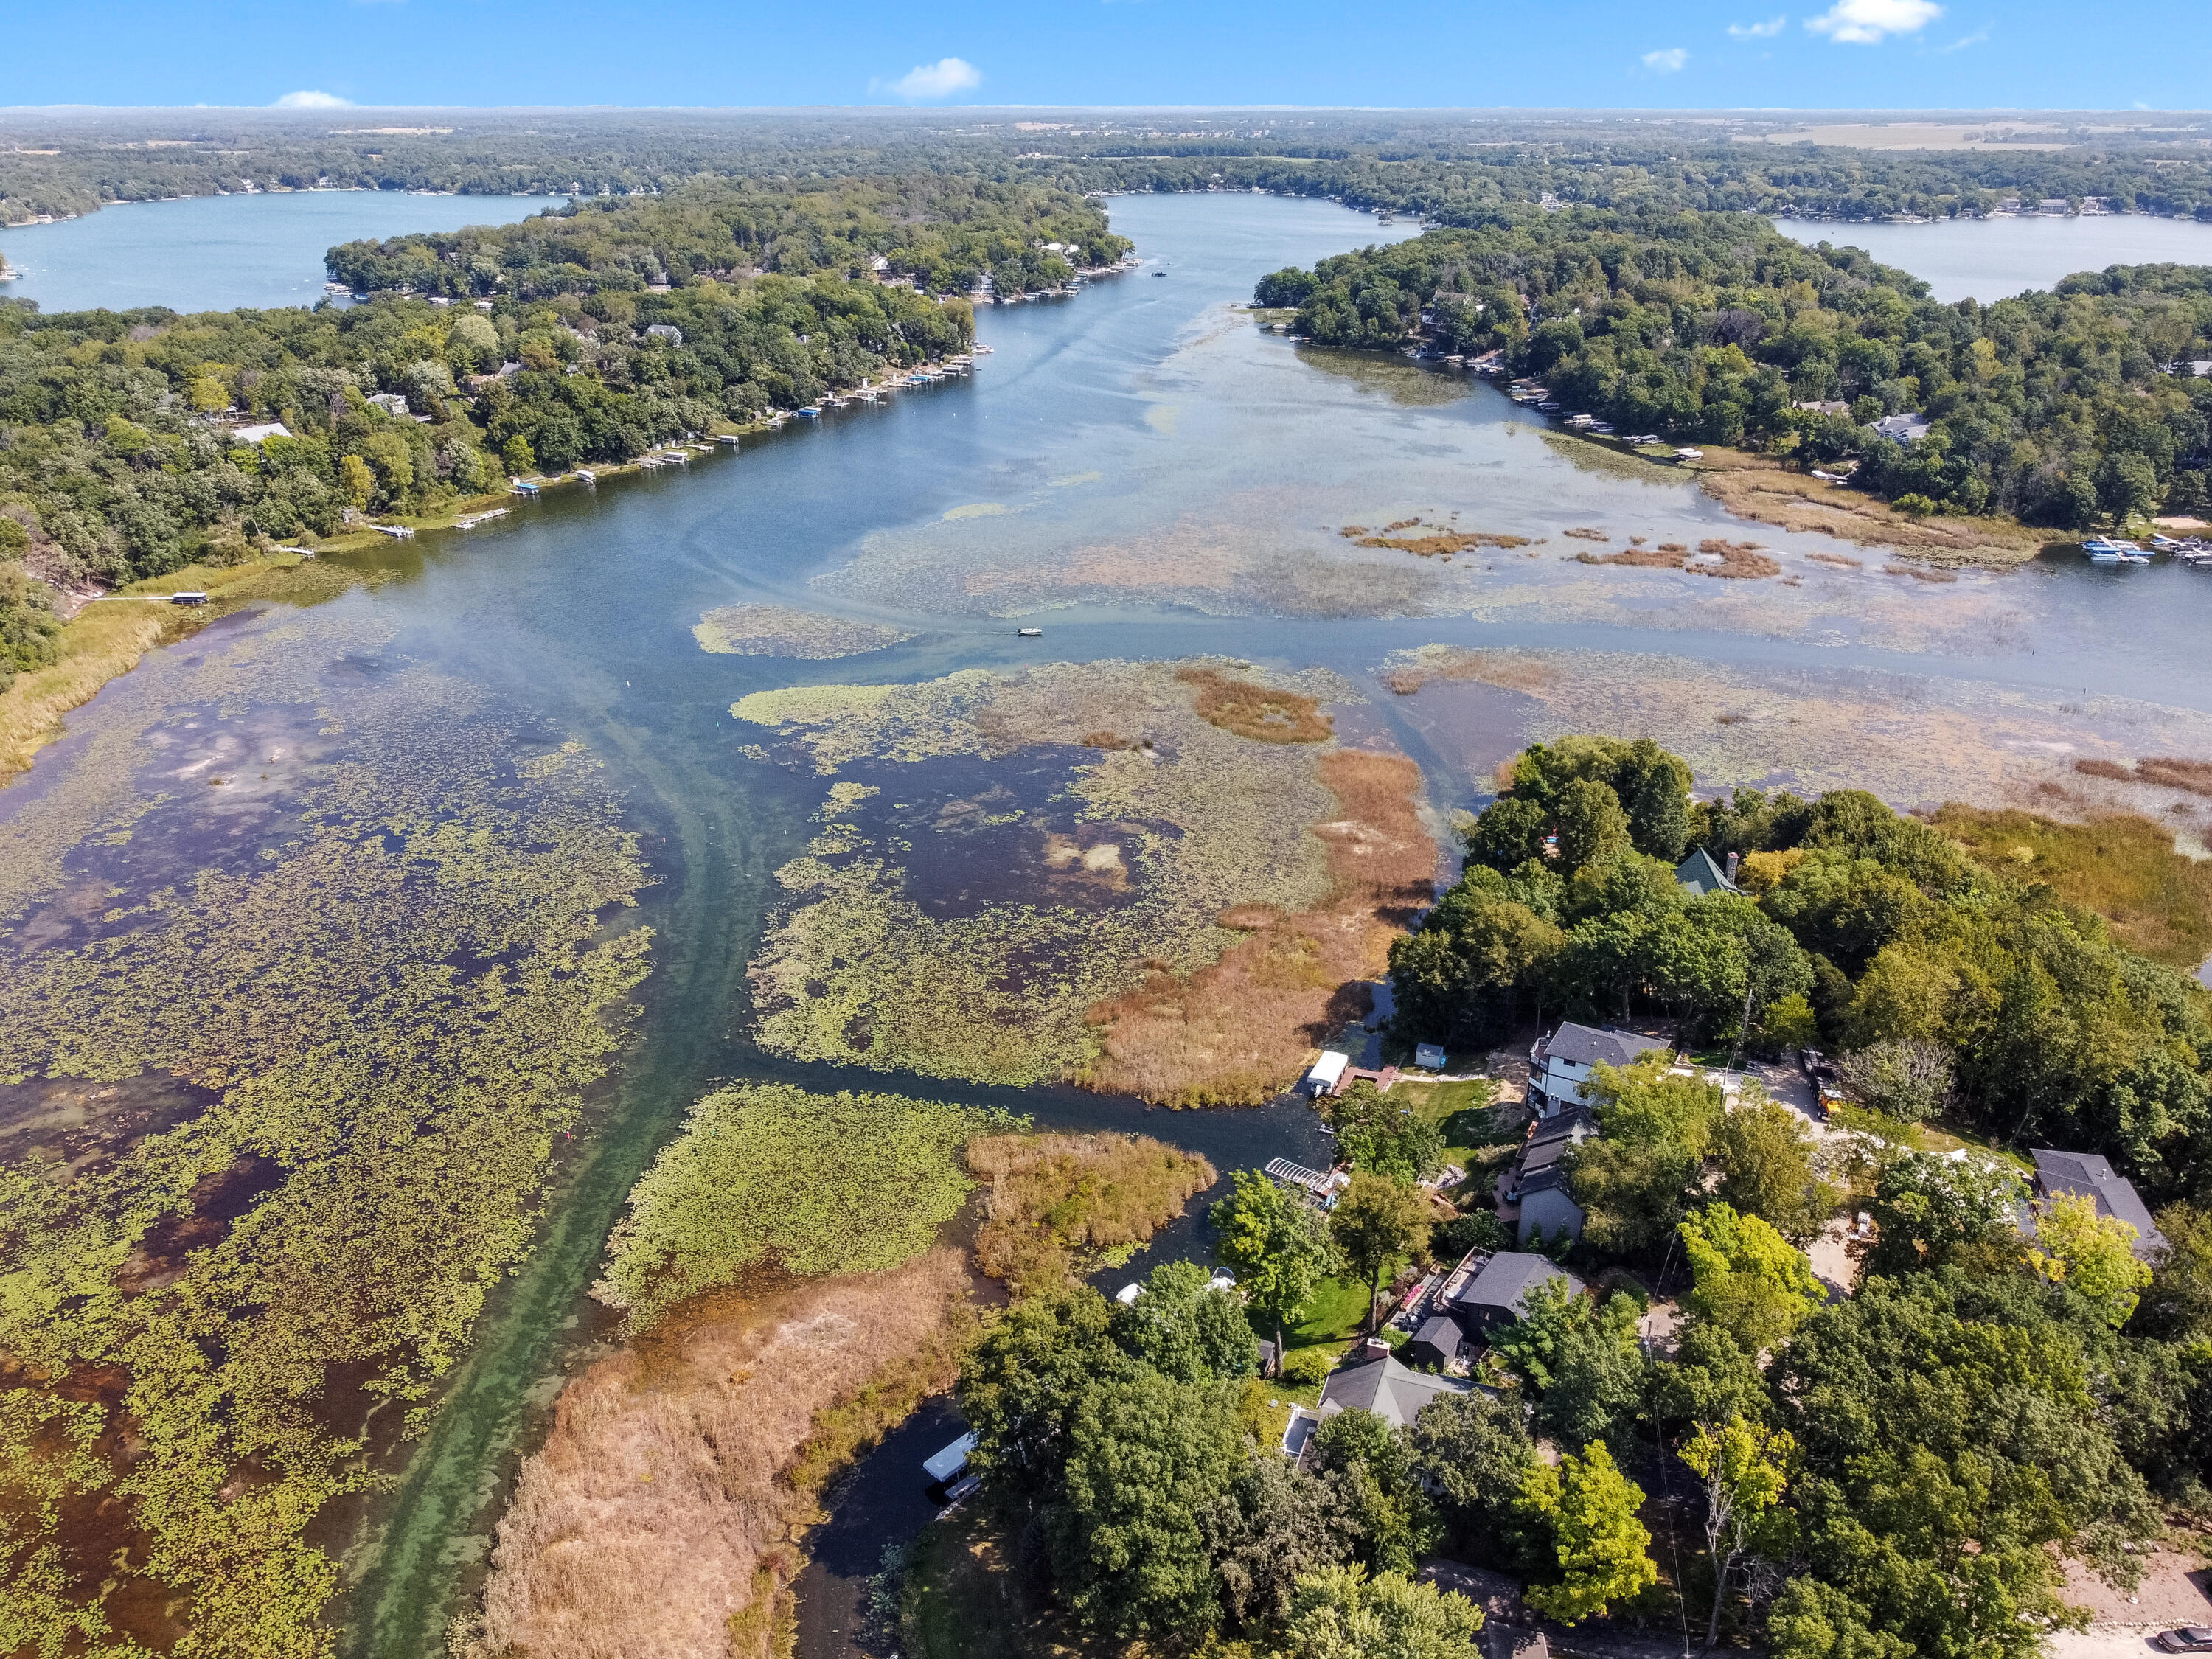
2079;756;2212;799
459;1251;973;1659
1692;451;2043;566
1175;666;1332;743
967;1133;1217;1295
0;554;316;781
1077;751;1436;1106
596;1082;1005;1332
1341;518;1531;557
1932;804;2212;969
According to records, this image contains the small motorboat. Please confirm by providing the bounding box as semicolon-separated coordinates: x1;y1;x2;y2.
1017;627;1043;638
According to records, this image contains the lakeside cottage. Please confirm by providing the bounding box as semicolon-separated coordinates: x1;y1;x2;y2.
1675;846;1742;899
1527;1021;1671;1116
1501;1109;1599;1246
2023;1147;2168;1259
1447;1251;1585;1340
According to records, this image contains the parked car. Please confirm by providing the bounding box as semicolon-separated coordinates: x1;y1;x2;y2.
2157;1629;2212;1652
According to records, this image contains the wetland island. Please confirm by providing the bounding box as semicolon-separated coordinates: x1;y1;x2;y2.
5;102;2212;1659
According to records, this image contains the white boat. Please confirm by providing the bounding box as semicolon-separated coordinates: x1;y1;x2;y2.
1017;627;1043;638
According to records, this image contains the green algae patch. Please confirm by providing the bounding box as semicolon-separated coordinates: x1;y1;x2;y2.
692;603;917;660
594;1081;1012;1333
732;660;1351;1086
0;608;652;1658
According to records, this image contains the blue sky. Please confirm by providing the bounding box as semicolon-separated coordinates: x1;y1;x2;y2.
6;0;2207;112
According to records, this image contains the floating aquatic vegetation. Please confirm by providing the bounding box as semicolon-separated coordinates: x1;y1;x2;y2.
595;1081;1006;1332
0;605;651;1657
1295;347;1471;408
732;661;1349;1087
1377;641;2212;813
692;603;917;660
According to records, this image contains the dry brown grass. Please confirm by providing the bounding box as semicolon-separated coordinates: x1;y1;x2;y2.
1382;649;1558;698
456;1251;971;1659
1576;546;1684;570
1340;519;1531;556
1804;551;1865;568
1692;450;2045;566
1175;667;1332;745
2139;757;2212;799
967;1133;1216;1294
1884;563;1960;583
1075;750;1436;1106
2074;758;2136;785
1563;526;1611;541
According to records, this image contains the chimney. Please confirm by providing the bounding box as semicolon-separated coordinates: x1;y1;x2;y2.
1725;851;1740;883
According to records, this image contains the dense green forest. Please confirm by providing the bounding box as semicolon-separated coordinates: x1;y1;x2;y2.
1262;210;2212;524
0;172;1123;684
322;173;1127;300
1392;736;2212;1195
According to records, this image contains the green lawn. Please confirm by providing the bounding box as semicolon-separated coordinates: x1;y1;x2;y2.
1391;1077;1509;1172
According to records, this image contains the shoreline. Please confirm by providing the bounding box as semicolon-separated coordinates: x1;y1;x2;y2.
0;367;978;788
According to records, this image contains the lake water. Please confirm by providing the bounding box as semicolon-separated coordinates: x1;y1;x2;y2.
5;190;2212;1659
0;190;562;313
1772;211;2212;302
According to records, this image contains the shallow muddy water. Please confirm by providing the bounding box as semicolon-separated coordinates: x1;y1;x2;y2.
4;191;2211;1658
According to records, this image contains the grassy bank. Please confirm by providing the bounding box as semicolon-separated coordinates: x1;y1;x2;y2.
0;552;316;779
1933;804;2212;970
1688;448;2051;567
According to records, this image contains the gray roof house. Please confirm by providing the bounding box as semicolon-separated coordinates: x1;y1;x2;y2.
1872;412;1933;445
1528;1023;1671;1116
1504;1108;1599;1247
1314;1353;1475;1429
2028;1147;2168;1259
1405;1314;1466;1369
1447;1251;1586;1339
1675;847;1742;899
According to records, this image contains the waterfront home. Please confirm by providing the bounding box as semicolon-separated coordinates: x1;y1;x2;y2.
2023;1147;2168;1259
1446;1251;1586;1341
228;421;293;447
1872;413;1933;445
1793;400;1851;416
644;324;684;345
1674;846;1742;899
1500;1110;1598;1246
1312;1354;1473;1432
1527;1021;1671;1116
1405;1315;1466;1369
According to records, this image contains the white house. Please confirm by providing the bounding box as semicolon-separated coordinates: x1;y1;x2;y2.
1526;1022;1672;1116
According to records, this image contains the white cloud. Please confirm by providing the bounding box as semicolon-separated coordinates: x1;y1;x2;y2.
873;57;983;100
1937;25;1989;49
1805;0;1941;42
273;90;352;108
1642;46;1691;71
1728;15;1787;36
